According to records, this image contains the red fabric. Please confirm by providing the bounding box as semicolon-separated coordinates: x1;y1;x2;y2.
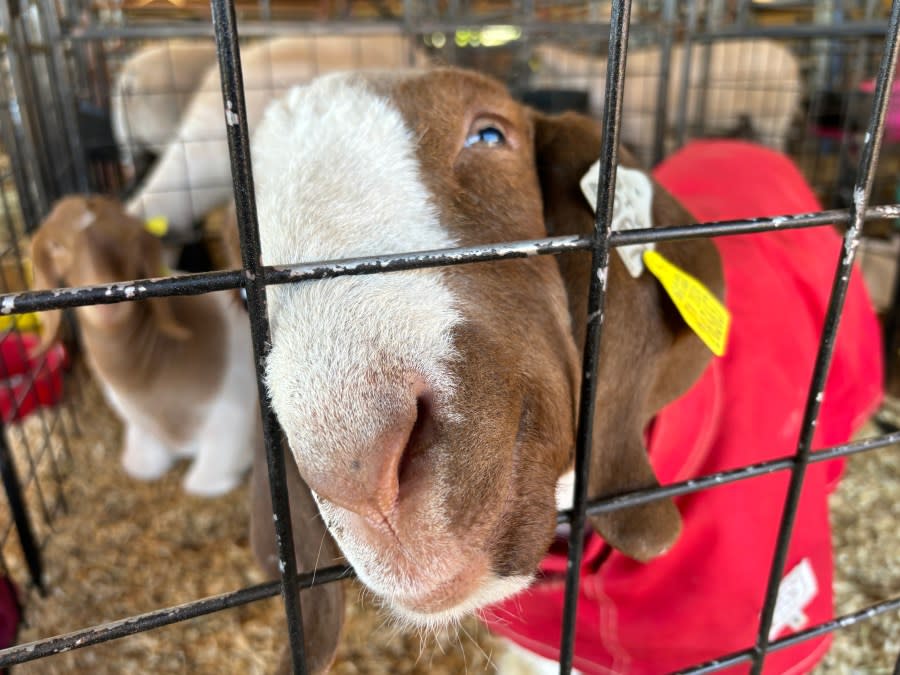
483;141;883;674
0;577;20;651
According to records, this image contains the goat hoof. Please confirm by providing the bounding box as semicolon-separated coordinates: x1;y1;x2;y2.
183;470;241;497
121;445;174;481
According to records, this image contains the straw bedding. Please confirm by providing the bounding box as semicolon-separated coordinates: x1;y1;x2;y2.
2;366;897;674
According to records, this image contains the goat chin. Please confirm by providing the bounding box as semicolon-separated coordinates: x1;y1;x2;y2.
384;575;534;632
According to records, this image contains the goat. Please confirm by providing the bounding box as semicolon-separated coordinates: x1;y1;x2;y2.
125;34;428;234
533;39;802;164
239;68;879;672
31;195;257;496
111;40;219;180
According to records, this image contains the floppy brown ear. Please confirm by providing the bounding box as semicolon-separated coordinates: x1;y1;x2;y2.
222;202;242;269
218;201;248;306
28;230;67;355
532;111;724;561
134;230;191;341
250;433;345;674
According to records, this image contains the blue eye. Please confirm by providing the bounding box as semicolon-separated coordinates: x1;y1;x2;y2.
464;126;506;148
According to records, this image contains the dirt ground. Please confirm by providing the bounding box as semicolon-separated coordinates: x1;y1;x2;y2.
1;368;897;674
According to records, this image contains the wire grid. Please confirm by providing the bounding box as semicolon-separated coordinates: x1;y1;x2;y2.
0;0;88;227
72;25;900;243
0;21;79;597
15;2;900;224
0;0;896;673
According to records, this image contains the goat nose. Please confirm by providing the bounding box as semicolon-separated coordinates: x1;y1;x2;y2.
306;381;435;522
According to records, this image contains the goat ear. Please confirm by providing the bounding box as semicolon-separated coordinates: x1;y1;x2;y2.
222;202;242;269
219;202;247;306
28;231;67;356
135;231;191;341
532;110;724;561
250;433;345;674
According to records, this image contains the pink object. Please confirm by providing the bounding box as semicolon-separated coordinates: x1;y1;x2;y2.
860;78;900;142
484;141;883;674
0;333;67;423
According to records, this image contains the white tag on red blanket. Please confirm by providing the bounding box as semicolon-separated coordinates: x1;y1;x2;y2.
579;162;655;278
769;558;818;640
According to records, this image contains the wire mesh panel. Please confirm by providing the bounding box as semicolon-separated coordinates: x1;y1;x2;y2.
0;10;78;603
0;0;894;673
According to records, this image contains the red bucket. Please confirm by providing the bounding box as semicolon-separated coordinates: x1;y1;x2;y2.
0;333;67;424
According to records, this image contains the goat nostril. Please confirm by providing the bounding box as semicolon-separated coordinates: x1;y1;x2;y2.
397;392;435;494
315;382;437;520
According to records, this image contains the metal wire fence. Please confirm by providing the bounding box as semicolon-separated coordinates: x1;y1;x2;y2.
0;0;896;673
0;21;78;601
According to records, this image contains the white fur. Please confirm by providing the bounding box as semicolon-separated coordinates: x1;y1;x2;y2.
534;39;801;164
120;420;177;480
102;291;256;496
497;639;585;675
255;74;460;465
111;41;218;175
254;74;476;607
74;209;96;231
126;34;427;232
555;469;575;511
182;294;258;495
390;575;532;630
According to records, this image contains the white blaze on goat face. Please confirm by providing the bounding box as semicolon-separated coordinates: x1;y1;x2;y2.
254;70;580;624
255;73;461;464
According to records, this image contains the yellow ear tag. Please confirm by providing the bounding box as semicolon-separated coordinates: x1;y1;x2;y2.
0;313;41;333
642;249;730;357
143;217;174;276
144;216;169;238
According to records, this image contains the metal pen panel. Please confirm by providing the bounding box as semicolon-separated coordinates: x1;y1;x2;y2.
0;564;353;667
749;2;900;672
35;0;88;194
207;0;308;671
0;0;896;671
651;0;675;166
559;0;631;672
6;203;900;318
676;596;900;674
673;0;698;148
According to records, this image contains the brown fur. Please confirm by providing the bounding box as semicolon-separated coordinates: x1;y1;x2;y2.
222;202;241;269
30;196;227;446
385;69;722;565
387;70;582;575
250;438;346;675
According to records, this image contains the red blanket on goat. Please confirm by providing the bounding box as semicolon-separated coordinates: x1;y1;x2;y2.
483;141;883;674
